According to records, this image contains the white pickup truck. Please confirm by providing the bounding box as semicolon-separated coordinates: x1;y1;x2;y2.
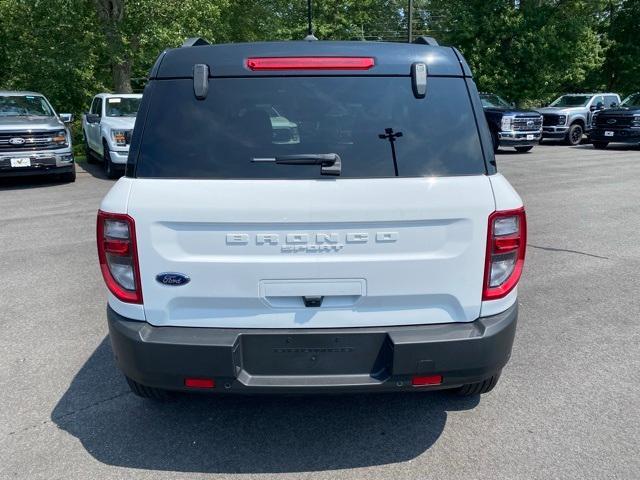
82;93;142;178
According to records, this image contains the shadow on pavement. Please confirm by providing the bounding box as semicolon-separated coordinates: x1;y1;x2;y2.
51;337;480;474
0;174;72;190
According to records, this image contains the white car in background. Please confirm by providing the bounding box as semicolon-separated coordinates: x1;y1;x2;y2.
82;93;142;178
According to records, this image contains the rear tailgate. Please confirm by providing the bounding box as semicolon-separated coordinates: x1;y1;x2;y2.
129;176;494;328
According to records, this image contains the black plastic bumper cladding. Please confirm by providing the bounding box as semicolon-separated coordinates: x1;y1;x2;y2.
107;303;517;394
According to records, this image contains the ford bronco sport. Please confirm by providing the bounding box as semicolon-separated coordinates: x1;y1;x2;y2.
98;39;526;399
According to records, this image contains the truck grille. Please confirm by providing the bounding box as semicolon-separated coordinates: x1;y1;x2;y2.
595;115;633;129
513;117;542;131
0;130;64;152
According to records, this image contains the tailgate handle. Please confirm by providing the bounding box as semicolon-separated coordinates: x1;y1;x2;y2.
302;296;323;308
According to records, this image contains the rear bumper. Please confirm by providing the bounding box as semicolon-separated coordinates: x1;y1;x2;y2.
108;303;518;394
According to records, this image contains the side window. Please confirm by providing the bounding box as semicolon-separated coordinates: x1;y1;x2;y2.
604;95;618;108
592;96;604;108
89;98;98;114
96;98;103;117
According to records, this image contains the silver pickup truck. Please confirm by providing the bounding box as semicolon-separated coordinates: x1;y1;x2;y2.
537;93;620;145
0;90;75;182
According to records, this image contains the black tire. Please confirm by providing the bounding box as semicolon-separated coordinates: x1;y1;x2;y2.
126;376;172;401
565;123;584;146
83;132;96;164
514;146;533;153
59;165;76;183
103;142;119;179
592;141;609;150
491;130;499;153
455;371;501;396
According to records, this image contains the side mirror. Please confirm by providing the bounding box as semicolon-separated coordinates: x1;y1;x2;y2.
86;113;100;124
510;102;516;108
60;113;73;123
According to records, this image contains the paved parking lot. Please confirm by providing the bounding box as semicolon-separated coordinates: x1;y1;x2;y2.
1;144;639;480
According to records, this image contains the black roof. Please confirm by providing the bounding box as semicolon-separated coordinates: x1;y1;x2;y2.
150;41;472;79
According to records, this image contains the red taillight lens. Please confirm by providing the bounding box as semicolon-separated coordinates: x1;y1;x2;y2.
97;210;142;304
246;56;375;71
483;208;527;300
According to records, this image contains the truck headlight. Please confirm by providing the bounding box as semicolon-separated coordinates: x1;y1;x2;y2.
110;129;129;147
557;115;567;125
632;115;640;128
52;130;69;147
501;116;514;131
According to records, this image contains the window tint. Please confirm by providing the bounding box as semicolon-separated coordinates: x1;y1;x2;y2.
604;95;618;108
592;96;604;107
135;76;485;179
91;98;103;115
106;97;141;117
0;95;53;117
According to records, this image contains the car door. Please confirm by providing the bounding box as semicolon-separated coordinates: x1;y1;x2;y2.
589;95;604;123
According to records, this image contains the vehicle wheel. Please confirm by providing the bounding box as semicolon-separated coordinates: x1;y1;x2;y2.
454;371;501;396
103;142;118;179
60;169;76;183
491;130;499;153
514;146;533;153
565;123;584;146
592;141;609;150
83;132;96;164
126;376;172;401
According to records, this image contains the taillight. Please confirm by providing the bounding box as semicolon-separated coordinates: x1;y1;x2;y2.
97;210;142;304
246;56;375;71
483;208;527;300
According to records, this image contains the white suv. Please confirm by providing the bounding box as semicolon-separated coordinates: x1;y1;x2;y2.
97;39;526;399
83;93;142;178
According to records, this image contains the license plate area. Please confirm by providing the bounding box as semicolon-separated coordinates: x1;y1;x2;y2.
605;131;614;137
239;332;392;377
10;157;31;167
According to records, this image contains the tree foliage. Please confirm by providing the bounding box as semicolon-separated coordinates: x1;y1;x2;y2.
0;0;637;115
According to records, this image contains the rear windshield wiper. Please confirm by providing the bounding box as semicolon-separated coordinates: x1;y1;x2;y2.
252;153;342;176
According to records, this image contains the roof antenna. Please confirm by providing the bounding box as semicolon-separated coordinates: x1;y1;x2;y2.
304;0;318;41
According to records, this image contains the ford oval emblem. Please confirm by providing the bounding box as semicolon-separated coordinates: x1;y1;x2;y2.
9;137;26;145
156;272;190;286
607;119;617;124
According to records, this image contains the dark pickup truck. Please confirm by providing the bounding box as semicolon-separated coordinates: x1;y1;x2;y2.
590;92;640;149
480;94;542;153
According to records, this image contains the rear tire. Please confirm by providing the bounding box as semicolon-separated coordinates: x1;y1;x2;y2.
565;123;584;146
514;146;533;153
455;371;501;396
592;141;609;150
126;376;172;401
83;132;96;164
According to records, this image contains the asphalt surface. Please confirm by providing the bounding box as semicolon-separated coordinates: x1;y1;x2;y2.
1;143;639;480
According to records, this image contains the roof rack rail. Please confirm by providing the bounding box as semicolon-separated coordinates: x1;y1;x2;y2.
413;36;439;46
182;37;210;47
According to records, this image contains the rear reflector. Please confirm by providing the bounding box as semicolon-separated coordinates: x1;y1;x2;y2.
246;56;375;71
412;375;443;386
185;378;216;389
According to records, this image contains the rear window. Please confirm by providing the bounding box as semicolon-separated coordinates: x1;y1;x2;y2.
134;76;485;179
